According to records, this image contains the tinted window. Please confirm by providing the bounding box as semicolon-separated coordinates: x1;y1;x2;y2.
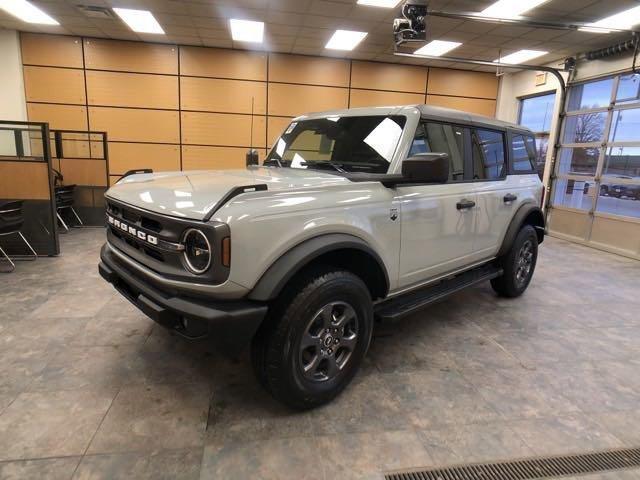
567;78;613;111
409;122;465;181
472;129;505;180
512;134;537;172
265;115;406;174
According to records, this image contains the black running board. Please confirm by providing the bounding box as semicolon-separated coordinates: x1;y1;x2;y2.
375;263;502;322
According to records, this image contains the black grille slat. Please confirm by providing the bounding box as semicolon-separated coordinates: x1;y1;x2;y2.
385;447;640;480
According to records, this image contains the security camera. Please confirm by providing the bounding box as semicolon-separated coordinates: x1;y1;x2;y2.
393;0;428;46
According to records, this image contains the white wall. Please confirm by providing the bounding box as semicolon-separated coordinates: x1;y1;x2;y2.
0;29;27;121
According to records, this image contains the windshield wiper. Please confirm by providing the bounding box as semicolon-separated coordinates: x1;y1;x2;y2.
264;158;283;167
301;161;346;173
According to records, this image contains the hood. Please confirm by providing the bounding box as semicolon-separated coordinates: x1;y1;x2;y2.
106;167;350;220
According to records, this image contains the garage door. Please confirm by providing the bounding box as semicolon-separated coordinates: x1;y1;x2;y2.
548;72;640;259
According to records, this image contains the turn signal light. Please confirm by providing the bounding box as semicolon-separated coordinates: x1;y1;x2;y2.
221;236;231;267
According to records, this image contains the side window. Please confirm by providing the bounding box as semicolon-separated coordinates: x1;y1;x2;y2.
511;134;537;172
408;122;465;181
472;129;505;180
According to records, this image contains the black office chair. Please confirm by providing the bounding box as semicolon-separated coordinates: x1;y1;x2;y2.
0;200;37;273
53;169;83;231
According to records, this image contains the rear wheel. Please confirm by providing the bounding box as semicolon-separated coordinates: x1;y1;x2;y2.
251;268;373;410
491;225;538;298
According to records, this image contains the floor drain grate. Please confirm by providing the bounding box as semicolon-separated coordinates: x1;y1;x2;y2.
385;447;640;480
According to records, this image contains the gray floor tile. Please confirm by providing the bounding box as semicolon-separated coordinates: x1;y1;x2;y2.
0;389;116;460
417;422;534;465
73;449;202;480
509;414;627;456
592;410;640;446
318;430;434;480
201;436;323;480
0;456;81;480
87;383;209;455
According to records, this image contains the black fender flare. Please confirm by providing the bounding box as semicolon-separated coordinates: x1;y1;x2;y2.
497;202;545;258
248;233;390;301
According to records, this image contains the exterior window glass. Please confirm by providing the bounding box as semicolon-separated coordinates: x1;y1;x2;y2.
563;112;607;144
609;108;640;142
557;147;600;176
519;93;555;132
409;122;465;181
511;134;536;172
616;73;640;104
472;129;505;180
567;78;613;111
553;179;595;210
604;146;640;178
598;182;640;218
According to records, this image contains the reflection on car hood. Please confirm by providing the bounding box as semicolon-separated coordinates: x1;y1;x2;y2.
105;167;350;220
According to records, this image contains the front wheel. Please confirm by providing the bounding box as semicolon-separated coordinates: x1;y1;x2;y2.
251;268;373;410
491;225;538;298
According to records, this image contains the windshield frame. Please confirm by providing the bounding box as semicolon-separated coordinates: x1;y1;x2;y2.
265;111;415;175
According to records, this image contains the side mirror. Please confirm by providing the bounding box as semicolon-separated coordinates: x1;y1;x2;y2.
401;152;449;183
246;149;259;167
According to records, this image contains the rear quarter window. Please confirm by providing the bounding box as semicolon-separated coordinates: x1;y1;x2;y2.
511;134;537;173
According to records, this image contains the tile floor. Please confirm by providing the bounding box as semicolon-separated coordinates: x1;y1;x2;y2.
1;228;639;480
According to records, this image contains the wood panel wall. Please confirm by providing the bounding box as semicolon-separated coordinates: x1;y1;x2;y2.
21;33;499;186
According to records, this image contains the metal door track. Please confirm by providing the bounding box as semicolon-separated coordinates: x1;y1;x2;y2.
385;446;640;480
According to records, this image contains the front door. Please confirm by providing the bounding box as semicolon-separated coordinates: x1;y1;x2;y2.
397;122;477;288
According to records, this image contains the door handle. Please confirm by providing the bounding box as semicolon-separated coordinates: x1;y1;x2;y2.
503;193;518;203
456;199;476;210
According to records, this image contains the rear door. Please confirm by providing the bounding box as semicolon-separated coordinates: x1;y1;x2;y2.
470;128;530;260
396;121;477;288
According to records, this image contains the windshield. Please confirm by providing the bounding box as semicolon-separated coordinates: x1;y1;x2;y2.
265;115;407;174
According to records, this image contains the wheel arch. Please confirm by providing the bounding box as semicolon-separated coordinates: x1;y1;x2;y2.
497;202;545;257
248;233;390;302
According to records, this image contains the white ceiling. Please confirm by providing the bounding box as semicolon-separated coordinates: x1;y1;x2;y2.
1;0;638;71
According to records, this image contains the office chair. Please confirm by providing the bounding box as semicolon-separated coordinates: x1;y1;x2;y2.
53;169;83;232
0;200;37;273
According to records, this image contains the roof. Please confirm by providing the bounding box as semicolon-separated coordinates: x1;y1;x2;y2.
295;104;532;133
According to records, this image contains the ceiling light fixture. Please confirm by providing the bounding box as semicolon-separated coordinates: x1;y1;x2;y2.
414;40;462;56
357;0;402;7
495;49;548;64
0;0;58;25
113;8;164;34
229;19;264;43
579;5;640;33
479;0;550;19
326;30;368;51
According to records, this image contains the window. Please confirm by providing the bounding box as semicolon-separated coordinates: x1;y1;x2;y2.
265;115;406;173
567;78;613;111
518;92;556;177
472;129;505;180
553;72;640;225
409;122;465;181
511;134;537;172
562;112;607;144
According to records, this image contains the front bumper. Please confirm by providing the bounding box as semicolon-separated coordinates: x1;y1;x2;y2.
99;243;267;351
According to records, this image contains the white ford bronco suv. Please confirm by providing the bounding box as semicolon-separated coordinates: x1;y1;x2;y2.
99;104;545;409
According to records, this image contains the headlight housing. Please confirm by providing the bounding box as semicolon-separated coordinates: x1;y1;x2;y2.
182;228;212;274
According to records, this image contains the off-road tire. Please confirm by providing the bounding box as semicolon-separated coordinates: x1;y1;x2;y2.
250;267;373;410
491;224;538;298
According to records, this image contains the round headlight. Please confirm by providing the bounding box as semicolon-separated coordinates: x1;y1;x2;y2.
182;229;212;274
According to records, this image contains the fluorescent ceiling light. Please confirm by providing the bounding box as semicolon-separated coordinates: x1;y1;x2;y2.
579;5;640;33
357;0;402;7
479;0;550;19
113;8;164;34
0;0;58;25
229;19;264;43
414;40;462;56
326;30;368;51
495;49;548;64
